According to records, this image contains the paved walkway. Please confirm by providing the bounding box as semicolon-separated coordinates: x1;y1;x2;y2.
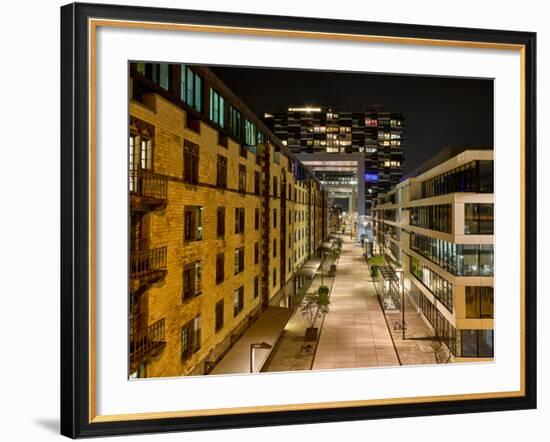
262;259;336;372
312;237;399;369
211;307;292;375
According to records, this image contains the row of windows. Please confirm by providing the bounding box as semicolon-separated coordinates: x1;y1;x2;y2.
410;256;453;312
409;204;452;233
181;277;261;360
410;232;494;277
410;284;457;355
136;63;270;151
465;203;494;235
420;160;494;199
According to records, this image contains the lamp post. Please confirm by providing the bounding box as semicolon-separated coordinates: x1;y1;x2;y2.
250;342;273;373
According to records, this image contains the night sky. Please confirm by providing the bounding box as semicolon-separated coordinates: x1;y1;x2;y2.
209;65;494;174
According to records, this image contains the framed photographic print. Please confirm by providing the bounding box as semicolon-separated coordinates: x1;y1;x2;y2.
60;2;537;438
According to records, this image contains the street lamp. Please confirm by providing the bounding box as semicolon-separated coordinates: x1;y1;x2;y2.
250;342;273;373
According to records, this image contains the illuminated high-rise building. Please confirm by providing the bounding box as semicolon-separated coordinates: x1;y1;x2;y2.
263;107;404;236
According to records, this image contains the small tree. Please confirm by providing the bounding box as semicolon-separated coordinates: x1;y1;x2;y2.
426;328;453;364
301;285;330;330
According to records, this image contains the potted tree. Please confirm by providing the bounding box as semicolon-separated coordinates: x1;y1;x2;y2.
301;285;331;341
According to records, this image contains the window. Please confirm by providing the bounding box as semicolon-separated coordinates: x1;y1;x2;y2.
254;208;260;230
254;276;259;298
230;106;242;139
215;254;225;285
420;161;493;199
233;286;244;317
410;232;494;276
182;261;201;301
138;63;170;90
209;88;225;127
273;176;278;197
181;316;201;360
465;203;494;234
216;207;225;238
234;247;244;275
410;204;452;234
238;164;247;193
254;171;260;195
184;206;203;241
180;65;202;112
244;119;256;146
216;155;227;188
235;208;245;234
183;140;199;184
465;287;494;318
254;242;259;264
410;256;453;312
215;300;224;333
460;329;493;358
273;209;277;228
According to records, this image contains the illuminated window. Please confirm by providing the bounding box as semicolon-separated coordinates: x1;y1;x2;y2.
180;65;202;112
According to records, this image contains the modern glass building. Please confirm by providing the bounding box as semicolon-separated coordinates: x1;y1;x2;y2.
263;107;405;237
372;148;494;361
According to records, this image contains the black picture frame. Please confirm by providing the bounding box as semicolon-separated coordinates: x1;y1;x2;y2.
60;2;537;438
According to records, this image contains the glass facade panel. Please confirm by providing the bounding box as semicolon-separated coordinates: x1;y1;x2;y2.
410;233;494;276
420;161;493;199
465;203;494;234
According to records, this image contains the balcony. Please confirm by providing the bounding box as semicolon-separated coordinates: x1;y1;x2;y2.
130;245;167;292
130;169;167;211
130;318;166;369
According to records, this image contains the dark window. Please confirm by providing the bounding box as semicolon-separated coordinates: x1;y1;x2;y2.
181;316;201;360
254;208;259;230
216;155;227;188
184;206;203;241
254;276;259;298
460;329;493;358
215;254;224;285
273;176;278;197
138;62;170;91
238;164;247;193
254;171;260;195
465;203;494;234
254;242;259;264
410;204;452;233
233;286;244;317
235;208;245;234
273;208;277;228
466;287;494;318
180;65;202;112
182;261;201;301
230;106;242;140
234;247;244;275
183;140;199;184
215;300;224;333
216;207;225;238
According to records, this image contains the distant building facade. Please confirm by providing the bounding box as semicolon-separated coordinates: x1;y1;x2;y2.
263;107;404;221
129;63;327;378
373;149;494;361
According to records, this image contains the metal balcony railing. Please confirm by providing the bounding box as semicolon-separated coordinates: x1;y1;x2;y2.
130;318;166;362
130;246;167;279
129;169;167;201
